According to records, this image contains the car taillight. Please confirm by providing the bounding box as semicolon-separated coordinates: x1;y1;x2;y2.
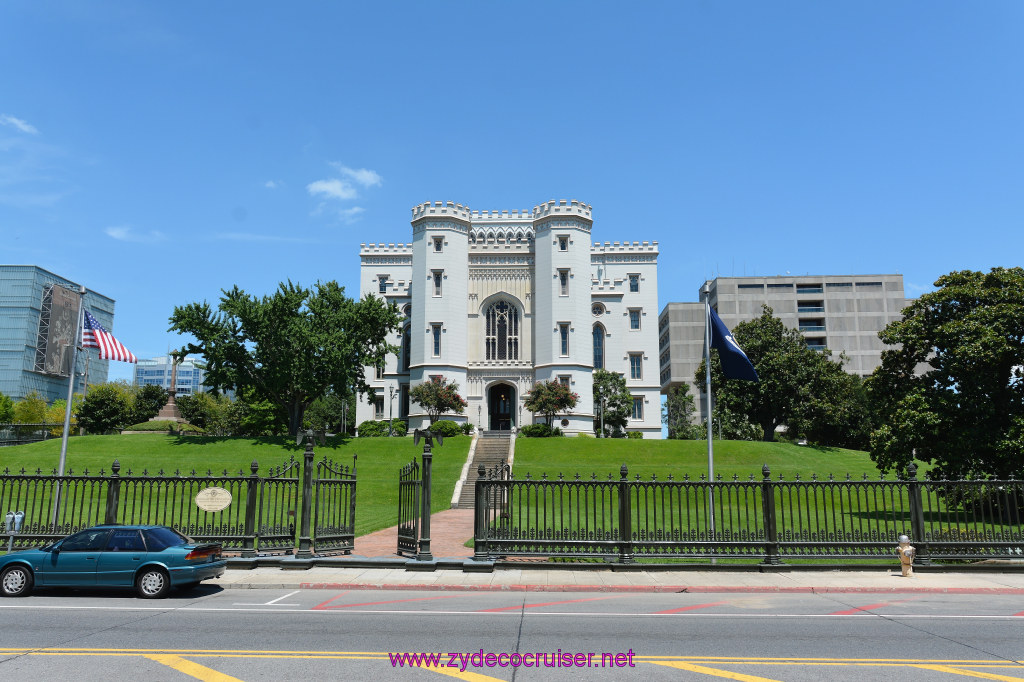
185;547;219;561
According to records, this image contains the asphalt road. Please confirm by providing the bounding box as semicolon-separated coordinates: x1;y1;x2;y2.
1;586;1023;681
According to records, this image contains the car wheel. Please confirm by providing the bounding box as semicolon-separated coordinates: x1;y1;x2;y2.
1;565;34;597
135;568;170;599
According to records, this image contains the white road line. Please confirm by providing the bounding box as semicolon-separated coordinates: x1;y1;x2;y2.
233;590;301;606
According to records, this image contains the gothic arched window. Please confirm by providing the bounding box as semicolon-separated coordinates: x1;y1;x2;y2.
485;301;520;361
593;324;605;369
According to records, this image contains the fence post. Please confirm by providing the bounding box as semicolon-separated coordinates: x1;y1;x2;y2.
104;460;121;525
295;436;316;559
761;464;781;565
617;463;633;563
906;463;930;565
241;461;259;558
474;463;488;560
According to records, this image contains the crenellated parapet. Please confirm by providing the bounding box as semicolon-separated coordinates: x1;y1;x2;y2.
411;201;474;222
590;240;659;254
411;199;592;224
360;243;414;255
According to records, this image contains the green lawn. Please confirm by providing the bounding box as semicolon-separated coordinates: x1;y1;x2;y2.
0;434;470;537
512;438;895;481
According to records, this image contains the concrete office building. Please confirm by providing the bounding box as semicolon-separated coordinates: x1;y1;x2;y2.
356;200;662;437
0;265;115;403
659;274;910;401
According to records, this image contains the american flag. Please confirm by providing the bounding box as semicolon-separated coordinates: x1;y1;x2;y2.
82;309;137;363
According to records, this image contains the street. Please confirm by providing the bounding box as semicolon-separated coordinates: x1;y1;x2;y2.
1;586;1023;680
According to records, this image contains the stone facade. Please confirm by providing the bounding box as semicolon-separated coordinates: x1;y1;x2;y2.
358;200;662;437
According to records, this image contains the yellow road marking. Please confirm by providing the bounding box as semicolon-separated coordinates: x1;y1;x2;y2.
144;654;243;682
651;660;782;681
415;663;505;682
913;665;1024;681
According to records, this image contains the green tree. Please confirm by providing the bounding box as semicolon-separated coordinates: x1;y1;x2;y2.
304;392;351;434
524;380;579;427
169;280;401;435
663;384;699;439
593;369;631;436
409;376;467;425
0;392;14;423
696;305;861;443
868;267;1024;480
76;382;134;434
131;384;168;424
13;391;48;424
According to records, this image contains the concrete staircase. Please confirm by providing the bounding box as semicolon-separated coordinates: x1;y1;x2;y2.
455;431;511;509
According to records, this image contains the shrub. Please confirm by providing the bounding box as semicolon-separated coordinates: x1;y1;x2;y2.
357;420;387;437
627;431;644;439
519;423;563;438
432;419;462;438
122;420;205;434
389;420;408;436
461;422;475;435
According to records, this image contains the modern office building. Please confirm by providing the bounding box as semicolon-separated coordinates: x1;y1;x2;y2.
659;274;910;401
356;200;662;437
134;355;208;397
0;265;115;403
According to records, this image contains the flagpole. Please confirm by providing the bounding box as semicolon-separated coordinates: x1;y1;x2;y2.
53;286;85;527
703;284;716;549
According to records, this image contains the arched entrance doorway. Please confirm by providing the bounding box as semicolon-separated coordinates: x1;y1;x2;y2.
487;384;516;431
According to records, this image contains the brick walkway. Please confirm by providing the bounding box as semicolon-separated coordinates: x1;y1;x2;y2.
353;508;475;559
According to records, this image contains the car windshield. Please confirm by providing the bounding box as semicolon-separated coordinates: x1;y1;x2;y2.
142;527;189;551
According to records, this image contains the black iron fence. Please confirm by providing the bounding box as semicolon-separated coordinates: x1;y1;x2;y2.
0;437;356;557
397;458;421;556
474;463;1024;564
0;423;64;447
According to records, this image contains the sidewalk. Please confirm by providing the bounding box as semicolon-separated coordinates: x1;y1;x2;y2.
217;510;1024;595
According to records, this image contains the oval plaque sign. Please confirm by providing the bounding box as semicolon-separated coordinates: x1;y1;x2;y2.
195;487;232;512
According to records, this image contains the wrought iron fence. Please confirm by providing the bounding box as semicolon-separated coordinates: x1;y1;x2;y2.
0;423;65;447
0;439;357;556
474;463;1024;564
397;458;421;556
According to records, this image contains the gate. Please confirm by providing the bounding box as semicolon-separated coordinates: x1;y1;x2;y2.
255;455;301;553
311;455;357;555
397;458;421;556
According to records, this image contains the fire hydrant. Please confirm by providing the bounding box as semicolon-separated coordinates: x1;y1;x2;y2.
896;534;916;577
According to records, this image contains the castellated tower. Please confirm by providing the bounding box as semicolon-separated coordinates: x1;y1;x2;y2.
410;202;470;400
532;203;595;432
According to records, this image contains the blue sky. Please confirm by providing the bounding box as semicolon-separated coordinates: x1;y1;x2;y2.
3;1;1022;384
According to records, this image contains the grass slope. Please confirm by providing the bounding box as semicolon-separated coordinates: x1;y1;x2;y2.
513;438;888;481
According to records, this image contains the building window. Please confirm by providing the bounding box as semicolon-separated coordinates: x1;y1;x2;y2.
629;353;642;380
433;237;443;253
373;396;384;419
559;269;569;296
432;270;443;297
558;235;569;251
592;302;605;316
485;300;520;361
592;324;605;369
629;274;639;292
559;323;570;356
431;324;442;357
375;363;384;379
378;276;388;294
631;397;643;420
558;375;570;387
402;327;411;371
629;308;641;330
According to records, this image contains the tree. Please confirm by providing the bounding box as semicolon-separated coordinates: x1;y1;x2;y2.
524;380;579;427
131;384;168;424
696;305;862;444
592;369;631;436
663;384;699;439
169;280;402;436
410;376;467;425
76;382;134;434
13;391;47;424
0;392;14;423
868;267;1024;480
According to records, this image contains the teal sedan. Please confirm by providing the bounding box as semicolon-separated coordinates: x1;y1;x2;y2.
0;525;226;599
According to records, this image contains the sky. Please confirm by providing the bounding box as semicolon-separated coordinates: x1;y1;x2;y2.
2;1;1023;384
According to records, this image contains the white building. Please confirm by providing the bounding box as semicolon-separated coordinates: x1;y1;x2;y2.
357;200;662;437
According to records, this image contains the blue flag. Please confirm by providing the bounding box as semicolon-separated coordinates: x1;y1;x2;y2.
709;308;758;382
